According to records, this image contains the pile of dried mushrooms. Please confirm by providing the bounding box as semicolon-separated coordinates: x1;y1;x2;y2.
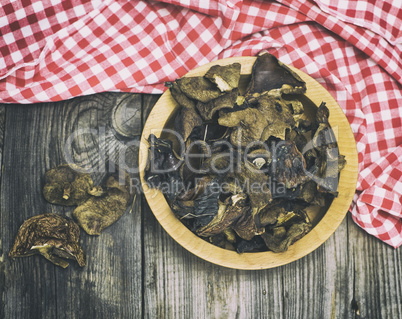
145;52;346;253
9;164;132;268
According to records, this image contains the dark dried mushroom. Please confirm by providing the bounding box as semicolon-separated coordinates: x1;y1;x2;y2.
309;102;347;195
174;104;203;142
218;94;296;146
297;118;313;133
271;140;308;188
235;236;267;253
189;178;221;231
287;99;304;116
220;176;245;195
196;89;238;120
261;219;311;253
297;180;318;204
297;180;327;207
73;173;132;235
145;134;182;189
245;52;306;98
223;228;237;243
169;199;194;221
197;193;248;237
275;208;309;228
233;208;265;241
188;123;230;146
167;81;204;142
316;101;330;124
204;63;241;92
177;175;213;201
258;201;287;226
286;129;307;153
304;148;318;171
43;164;101;206
9;213;86;268
270;181;300;200
209;233;235;251
201;152;233;175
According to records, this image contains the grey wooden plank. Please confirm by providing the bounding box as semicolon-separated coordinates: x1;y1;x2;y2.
0;106;4;314
282;216;354;319
0;103;59;319
348;214;402;319
0;93;143;319
0;105;5;154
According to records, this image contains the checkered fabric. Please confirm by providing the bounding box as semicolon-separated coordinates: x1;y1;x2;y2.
1;0;401;247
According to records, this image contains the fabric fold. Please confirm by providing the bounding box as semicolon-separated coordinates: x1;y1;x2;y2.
311;0;402;45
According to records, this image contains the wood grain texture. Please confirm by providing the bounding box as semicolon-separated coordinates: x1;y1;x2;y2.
349;214;402;319
139;56;358;269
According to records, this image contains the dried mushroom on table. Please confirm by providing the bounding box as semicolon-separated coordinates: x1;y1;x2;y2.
43;164;133;236
43;164;101;206
73;172;132;235
9;213;86;268
145;52;346;253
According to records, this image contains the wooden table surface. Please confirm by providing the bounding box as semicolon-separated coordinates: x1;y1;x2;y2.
0;92;401;319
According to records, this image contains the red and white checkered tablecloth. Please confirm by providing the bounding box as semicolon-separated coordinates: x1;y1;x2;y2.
1;0;401;247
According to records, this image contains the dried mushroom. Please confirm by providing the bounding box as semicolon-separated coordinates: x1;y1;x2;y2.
144;134;182;190
245;52;306;98
197;193;248;237
9;213;86;268
167;81;196;110
145;53;346;253
261;220;311;253
204;63;241;92
271;141;308;188
167;82;204;142
257;94;295;140
176;76;223;103
43;164;101;206
219;107;269;147
310;102;347;194
233;159;272;214
196;89;238;120
190;178;221;230
258;201;287;226
209;233;235;251
233;208;265;241
201;152;232;175
73;173;132;235
286;129;307;152
174;104;203;142
236;236;267;253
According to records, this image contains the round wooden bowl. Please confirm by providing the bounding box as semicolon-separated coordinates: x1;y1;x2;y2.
139;56;358;269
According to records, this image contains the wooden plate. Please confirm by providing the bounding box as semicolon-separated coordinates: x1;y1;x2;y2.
139;56;358;269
